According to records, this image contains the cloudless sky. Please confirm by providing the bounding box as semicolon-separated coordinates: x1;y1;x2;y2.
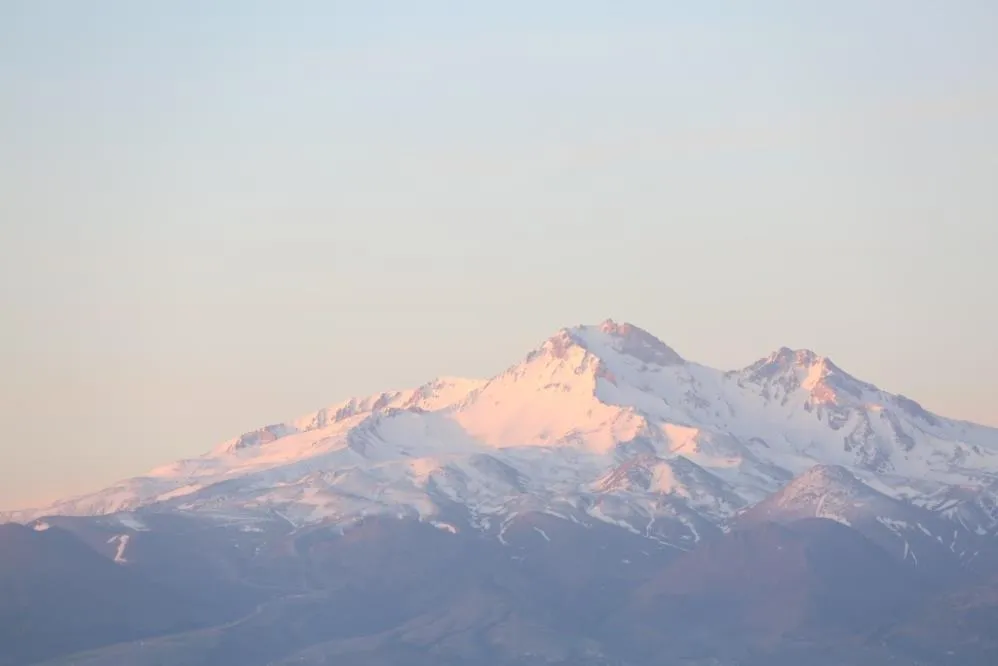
2;1;996;510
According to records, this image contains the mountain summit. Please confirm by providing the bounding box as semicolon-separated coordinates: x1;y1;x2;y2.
742;345;874;408
5;320;998;565
568;319;686;366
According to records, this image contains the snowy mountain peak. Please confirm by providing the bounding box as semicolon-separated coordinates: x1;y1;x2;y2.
533;328;586;361
523;320;683;374
563;319;685;367
754;346;837;375
741;347;874;407
749;464;891;523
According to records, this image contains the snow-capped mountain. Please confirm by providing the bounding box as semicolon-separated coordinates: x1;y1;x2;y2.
8;320;998;561
739;464;984;572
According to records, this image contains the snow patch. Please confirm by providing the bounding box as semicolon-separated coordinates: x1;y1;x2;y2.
431;521;458;534
107;534;131;564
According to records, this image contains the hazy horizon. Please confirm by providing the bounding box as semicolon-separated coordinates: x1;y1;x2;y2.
3;1;997;510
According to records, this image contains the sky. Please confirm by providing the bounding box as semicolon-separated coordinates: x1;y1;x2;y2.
1;1;996;510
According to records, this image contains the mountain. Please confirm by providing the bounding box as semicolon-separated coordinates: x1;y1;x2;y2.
5;319;998;665
8;320;997;549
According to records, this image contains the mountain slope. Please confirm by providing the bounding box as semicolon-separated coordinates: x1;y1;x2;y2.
608;518;923;661
31;515;679;666
0;523;261;666
33;517;935;666
738;464;981;572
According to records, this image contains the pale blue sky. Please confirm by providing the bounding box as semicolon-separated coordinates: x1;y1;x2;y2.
2;1;996;509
